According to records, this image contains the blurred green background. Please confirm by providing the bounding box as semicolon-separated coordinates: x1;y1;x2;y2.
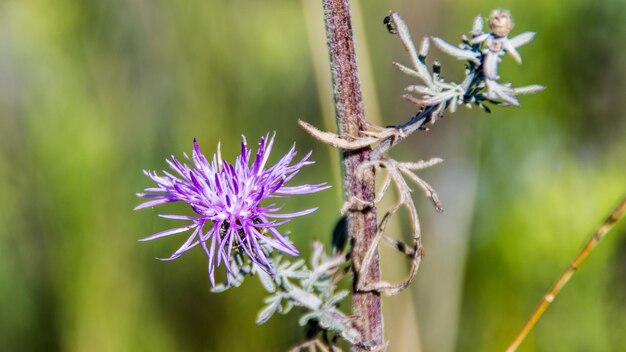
1;0;625;351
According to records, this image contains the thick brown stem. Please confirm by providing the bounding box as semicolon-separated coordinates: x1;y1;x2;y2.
321;0;383;350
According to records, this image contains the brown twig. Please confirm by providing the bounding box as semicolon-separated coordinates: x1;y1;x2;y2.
321;0;383;350
352;158;442;296
506;196;626;352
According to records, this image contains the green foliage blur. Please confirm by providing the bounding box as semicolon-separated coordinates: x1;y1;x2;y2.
1;0;625;351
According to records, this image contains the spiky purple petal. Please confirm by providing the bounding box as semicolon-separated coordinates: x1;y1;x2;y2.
136;133;327;285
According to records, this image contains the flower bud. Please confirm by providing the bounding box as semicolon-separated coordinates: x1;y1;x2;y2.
489;9;513;37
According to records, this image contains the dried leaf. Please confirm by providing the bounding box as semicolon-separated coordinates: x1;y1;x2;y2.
402;158;444;170
298;120;378;150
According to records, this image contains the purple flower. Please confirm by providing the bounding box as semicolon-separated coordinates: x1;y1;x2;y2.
136;133;328;285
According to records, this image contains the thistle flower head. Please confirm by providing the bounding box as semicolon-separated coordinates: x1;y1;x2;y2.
136;133;329;285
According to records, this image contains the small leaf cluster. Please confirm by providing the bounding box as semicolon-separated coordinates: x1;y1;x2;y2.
211;240;359;345
388;9;543;126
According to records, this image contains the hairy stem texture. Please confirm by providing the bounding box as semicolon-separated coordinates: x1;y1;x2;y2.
321;0;383;350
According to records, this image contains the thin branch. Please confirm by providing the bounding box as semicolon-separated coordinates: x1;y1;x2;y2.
351;158;440;296
506;196;626;352
370;105;439;161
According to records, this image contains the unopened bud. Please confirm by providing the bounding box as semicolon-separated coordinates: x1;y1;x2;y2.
489;9;513;37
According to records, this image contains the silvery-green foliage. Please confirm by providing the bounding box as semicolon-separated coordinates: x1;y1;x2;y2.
256;242;360;344
255;263;277;293
297;289;359;344
211;240;358;345
390;9;543;121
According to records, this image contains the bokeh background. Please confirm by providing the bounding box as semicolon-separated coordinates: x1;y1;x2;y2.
1;0;625;351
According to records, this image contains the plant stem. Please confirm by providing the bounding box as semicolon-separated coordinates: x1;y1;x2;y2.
370;105;435;161
506;196;626;352
321;0;383;350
